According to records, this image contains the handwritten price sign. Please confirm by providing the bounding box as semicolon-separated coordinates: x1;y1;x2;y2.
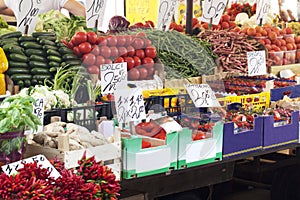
2;154;61;179
115;87;146;124
185;84;220;107
86;0;107;29
17;0;41;34
256;0;270;25
200;0;228;25
25;98;44;135
247;51;267;76
101;62;127;95
157;0;178;30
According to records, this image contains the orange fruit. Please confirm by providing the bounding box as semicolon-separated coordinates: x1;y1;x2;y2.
295;36;300;43
261;30;268;36
285;37;295;44
268;32;277;40
242;27;248;34
285;27;293;34
255;26;262;33
264;39;271;44
247;28;256;36
286;43;294;50
280;46;287;51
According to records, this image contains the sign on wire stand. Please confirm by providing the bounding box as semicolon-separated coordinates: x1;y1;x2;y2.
86;0;107;29
247;50;267;76
25;98;44;135
17;0;41;34
200;0;228;25
256;0;270;25
185;84;220;107
157;0;178;30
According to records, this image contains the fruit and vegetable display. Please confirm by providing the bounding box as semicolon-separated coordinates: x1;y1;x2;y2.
227;2;257;21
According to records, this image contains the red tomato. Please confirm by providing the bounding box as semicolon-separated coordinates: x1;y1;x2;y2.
87;65;100;74
105;59;113;64
97;36;107;46
82;53;96;66
142;57;154;69
128;68;140;81
124;57;135;70
147;66;154;77
86;31;97;44
138;67;148;80
100;46;111;58
118;46;128;57
132;38;144;49
124;35;133;46
133;56;141;67
127;46;135;57
91;45;100;56
106;36;118;46
78;42;92;54
110;46;119;58
136;32;147;38
145;46;156;58
95;55;105;66
116;35;126;46
73;46;81;56
144;39;152;48
114;57;124;63
71;32;87;46
135;49;145;59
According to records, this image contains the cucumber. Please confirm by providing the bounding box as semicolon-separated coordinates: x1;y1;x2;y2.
39;39;56;46
9;53;28;62
56;42;66;47
0;40;19;46
29;55;47;62
65;59;81;66
1;37;19;43
10;74;32;81
24;79;31;87
62;54;78;61
6;67;30;75
21;42;43;49
29;61;48;68
32;32;56;38
31;79;38;85
33;74;52;81
31;67;50;75
7;46;25;55
43;45;58;51
9;61;29;68
47;55;62;63
49;67;58;72
0;31;22;39
16;80;24;88
3;44;22;51
37;36;56;42
46;49;60;57
19;36;36;42
49;61;60;68
59;47;73;54
25;49;46;57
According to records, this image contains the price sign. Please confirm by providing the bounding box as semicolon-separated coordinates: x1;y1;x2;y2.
247;50;267;76
100;62;127;95
86;0;107;29
25;98;44;135
200;0;228;25
2;154;61;179
157;0;178;30
185;84;220;107
17;0;41;34
115;87;146;124
256;0;270;25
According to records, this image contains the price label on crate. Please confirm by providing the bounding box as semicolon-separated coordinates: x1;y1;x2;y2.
86;0;107;29
157;0;178;30
256;0;270;25
185;84;220;107
247;50;267;76
2;154;61;179
115;87;146;123
17;0;42;34
25;98;44;135
200;0;228;25
101;62;127;95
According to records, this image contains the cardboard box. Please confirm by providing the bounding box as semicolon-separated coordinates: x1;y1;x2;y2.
223;117;263;159
122;131;179;179
177;122;223;169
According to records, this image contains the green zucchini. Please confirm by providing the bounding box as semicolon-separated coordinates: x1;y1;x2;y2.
62;54;78;61
16;80;24;88
7;46;25;55
25;49;46;57
29;55;47;62
46;49;60;57
49;61;60;68
32;32;56;38
10;74;32;81
6;67;30;75
37;36;56;42
33;74;53;81
21;42;43;49
31;67;49;75
39;39;56;46
47;55;62;63
24;79;31;87
0;40;19;46
19;36;36;42
31;79;38;85
0;31;22;39
56;42;65;47
65;60;81;66
9;53;28;62
9;61;29;68
59;47;73;54
43;45;58;51
29;61;48;68
49;67;58;72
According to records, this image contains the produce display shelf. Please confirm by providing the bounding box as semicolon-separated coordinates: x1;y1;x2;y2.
269;63;300;76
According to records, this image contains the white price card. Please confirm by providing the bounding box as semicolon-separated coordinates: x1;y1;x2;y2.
17;0;41;34
85;0;107;29
185;84;220;107
200;0;228;25
2;154;61;179
256;0;270;25
115;87;146;124
25;98;44;135
100;62;127;95
247;50;267;76
157;0;178;30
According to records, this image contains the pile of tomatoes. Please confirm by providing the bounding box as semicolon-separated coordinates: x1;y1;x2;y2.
66;31;157;81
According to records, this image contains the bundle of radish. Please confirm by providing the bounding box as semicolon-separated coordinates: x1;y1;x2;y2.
198;30;263;73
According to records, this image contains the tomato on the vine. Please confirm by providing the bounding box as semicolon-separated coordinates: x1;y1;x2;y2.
71;32;87;46
116;35;126;46
127;46;135;57
147;66;154;77
97;36;107;46
124;57;135;70
118;46;128;57
100;46;111;58
138;67;148;80
136;32;147;38
135;49;145;59
91;45;100;56
78;42;92;54
87;65;100;74
124;35;133;46
132;38;144;49
114;57;124;63
73;46;81;56
133;56;141;67
145;46;156;58
82;53;96;66
144;39;152;48
86;31;97;44
105;59;113;64
95;55;105;66
142;57;154;69
128;68;140;81
110;46;119;58
106;36;118;46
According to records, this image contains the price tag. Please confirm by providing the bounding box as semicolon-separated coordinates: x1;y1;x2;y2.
17;0;41;34
2;154;61;179
247;50;267;76
100;62;127;95
126;0;159;25
157;0;178;30
200;0;228;25
256;0;270;25
86;0;107;29
115;87;146;124
185;84;220;107
25;98;44;135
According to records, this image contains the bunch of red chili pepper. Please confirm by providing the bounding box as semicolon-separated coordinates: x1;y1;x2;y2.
0;153;120;200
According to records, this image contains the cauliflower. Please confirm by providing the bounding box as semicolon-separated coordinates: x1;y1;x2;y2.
53;90;71;108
